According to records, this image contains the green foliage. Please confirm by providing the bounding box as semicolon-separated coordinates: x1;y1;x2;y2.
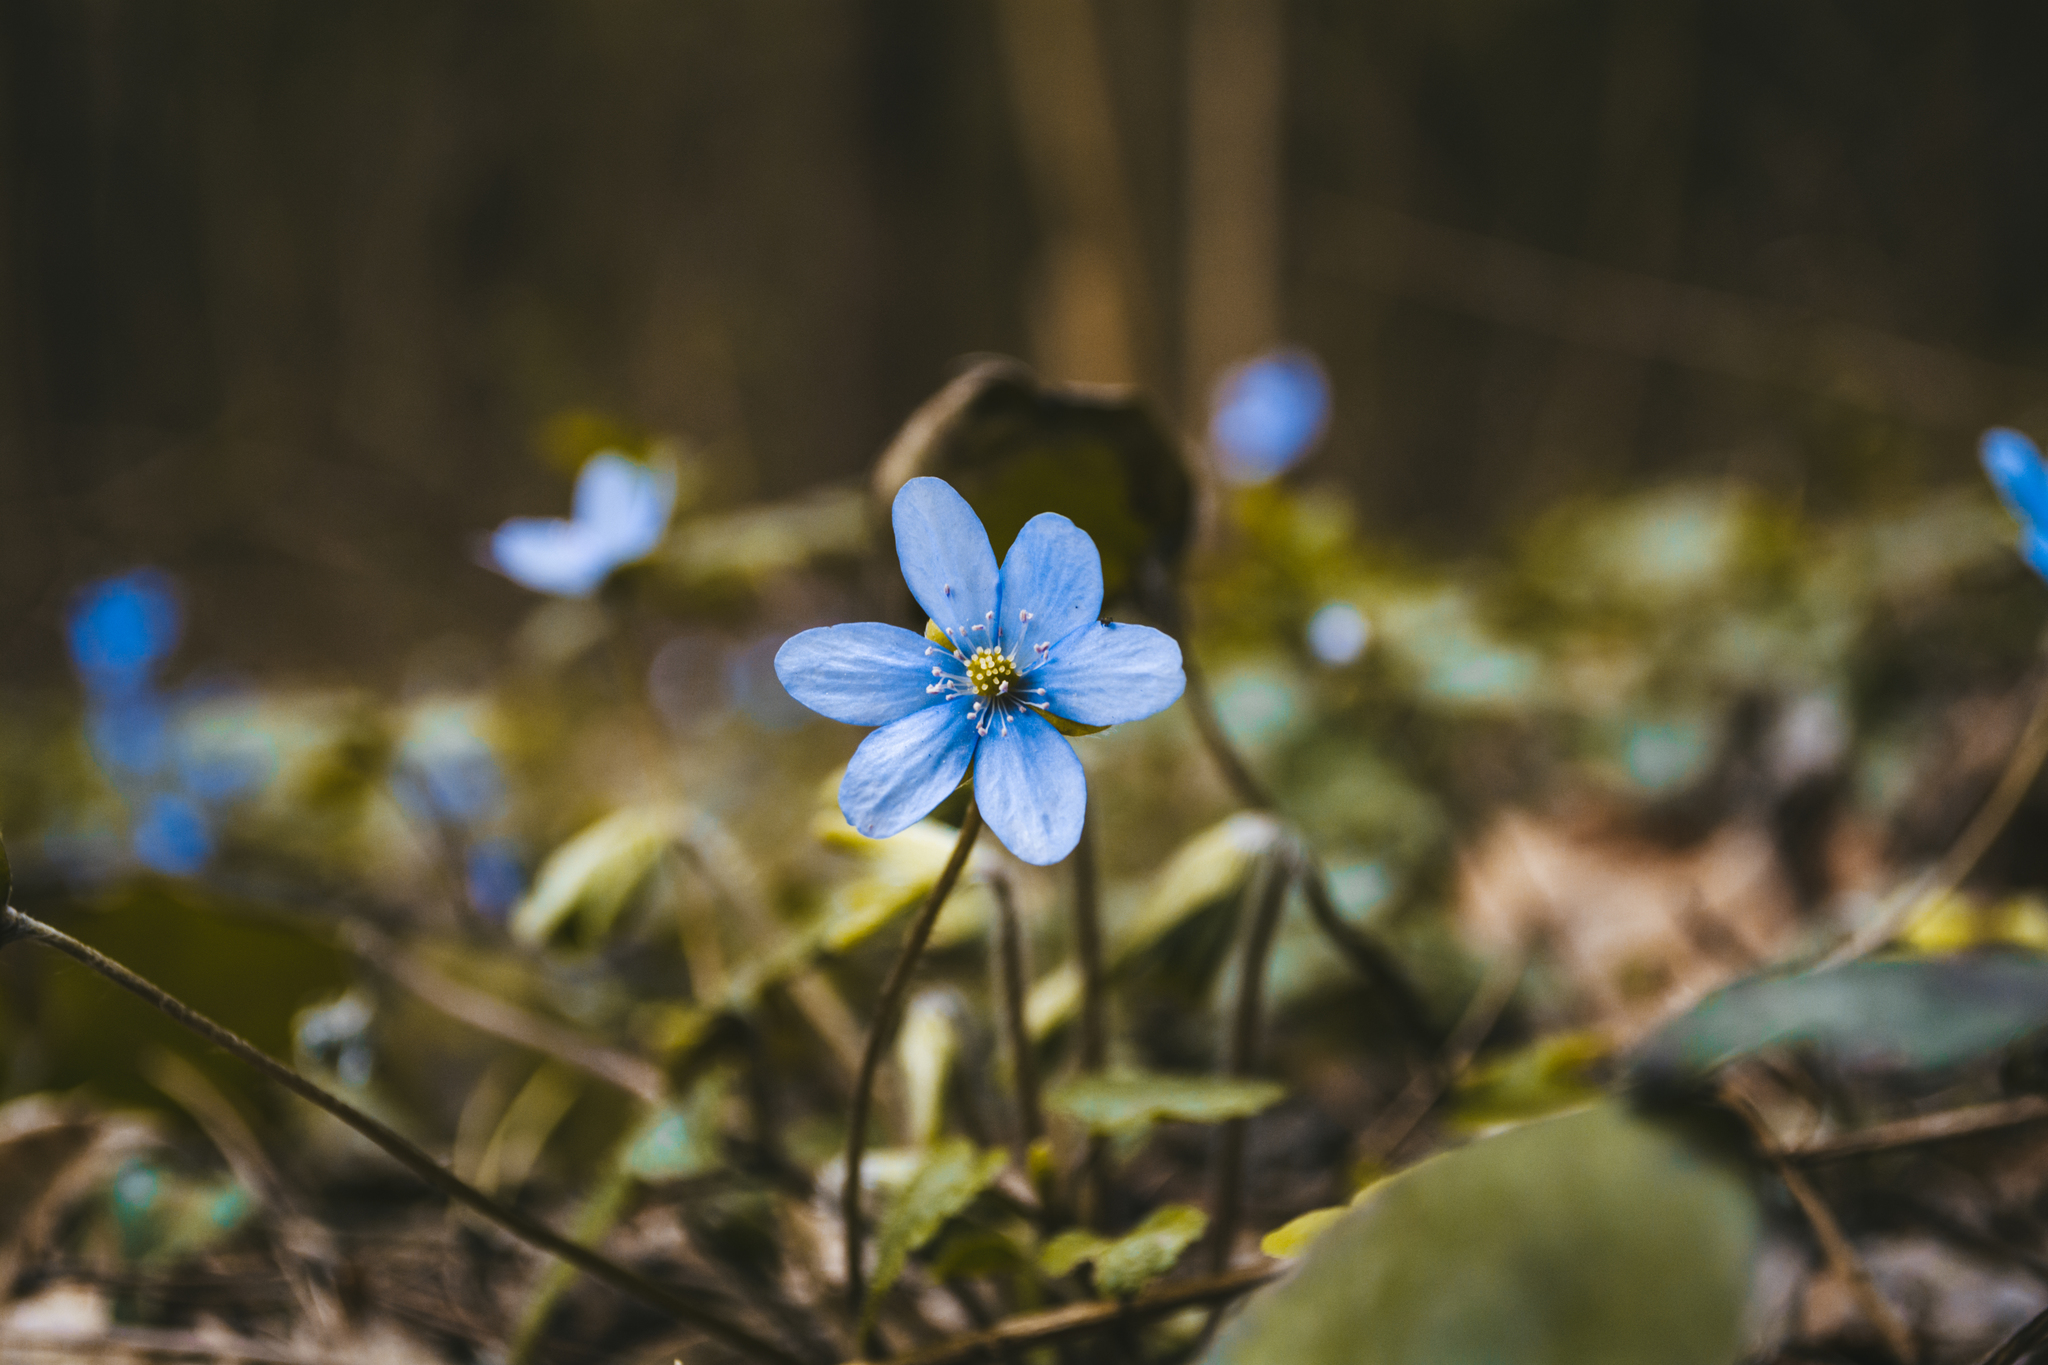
1632;952;2048;1080
1039;1203;1208;1296
1045;1071;1286;1134
863;1139;1010;1330
512;805;677;950
1202;1103;1760;1365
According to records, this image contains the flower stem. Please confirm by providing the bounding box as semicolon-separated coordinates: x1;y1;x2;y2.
1069;814;1113;1227
1207;847;1295;1274
0;904;808;1365
844;804;984;1327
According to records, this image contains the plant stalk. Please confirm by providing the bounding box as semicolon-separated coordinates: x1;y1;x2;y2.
1207;847;1295;1273
0;905;806;1365
843;804;984;1327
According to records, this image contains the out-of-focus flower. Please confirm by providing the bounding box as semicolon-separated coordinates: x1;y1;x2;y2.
1209;349;1331;485
488;451;678;597
465;838;527;919
67;569;181;698
774;478;1184;865
1306;601;1371;666
1981;427;2048;580
131;792;213;876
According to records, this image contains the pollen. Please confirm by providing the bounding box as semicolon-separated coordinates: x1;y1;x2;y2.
964;646;1017;697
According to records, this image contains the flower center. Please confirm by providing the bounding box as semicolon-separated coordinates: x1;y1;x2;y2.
965;646;1018;698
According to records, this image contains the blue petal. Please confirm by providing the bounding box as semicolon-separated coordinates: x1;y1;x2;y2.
490;518;615;597
1982;428;2048;530
1030;622;1185;727
997;513;1103;656
893;478;999;643
775;622;948;726
973;709;1085;865
574;452;677;560
132;793;213;876
67;570;182;696
839;701;979;840
2024;528;2048;583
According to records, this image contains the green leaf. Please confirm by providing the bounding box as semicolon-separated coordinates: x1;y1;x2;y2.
1203;1102;1760;1365
1449;1031;1609;1130
511;806;676;950
864;1140;1009;1329
1045;1071;1286;1135
1630;952;2048;1081
1040;1204;1209;1297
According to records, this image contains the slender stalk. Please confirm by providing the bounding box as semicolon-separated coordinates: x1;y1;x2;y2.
1791;1096;2048;1162
0;905;806;1365
1070;813;1114;1228
1176;625;1435;1050
1353;946;1525;1169
1207;848;1295;1274
844;1263;1284;1365
1181;649;1276;811
1978;1301;2048;1365
844;805;984;1325
987;874;1044;1156
1832;661;2048;964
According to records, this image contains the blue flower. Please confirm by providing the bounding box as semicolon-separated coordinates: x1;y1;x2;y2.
67;569;182;698
488;452;678;597
1982;427;2048;580
1209;349;1331;485
775;478;1185;865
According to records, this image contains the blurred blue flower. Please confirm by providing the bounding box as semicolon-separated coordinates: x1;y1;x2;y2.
67;569;181;697
131;792;213;876
1981;427;2048;580
1209;349;1331;485
775;478;1184;865
488;451;678;597
86;694;173;778
1306;601;1371;666
465;838;527;919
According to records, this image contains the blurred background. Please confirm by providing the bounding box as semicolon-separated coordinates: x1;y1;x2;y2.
7;0;2048;681
8;4;2048;1362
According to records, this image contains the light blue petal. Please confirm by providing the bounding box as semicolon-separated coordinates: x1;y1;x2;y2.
1210;349;1331;484
1030;622;1184;727
996;513;1103;656
775;622;948;726
839;702;979;840
2024;528;2048;583
973;709;1085;865
893;478;1000;643
490;518;615;597
574;453;677;561
1982;428;2048;530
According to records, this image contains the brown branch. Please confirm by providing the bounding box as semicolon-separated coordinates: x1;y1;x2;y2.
1208;848;1295;1273
1789;1097;2048;1163
1;905;808;1365
1725;1081;1917;1364
1977;1301;2048;1365
843;1263;1284;1365
844;805;985;1328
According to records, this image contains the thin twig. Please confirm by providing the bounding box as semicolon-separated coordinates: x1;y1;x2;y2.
1831;660;2048;965
0;905;807;1365
843;1263;1284;1365
1181;649;1277;811
1070;812;1113;1228
1208;848;1296;1274
1725;1081;1917;1364
345;922;669;1103
844;805;985;1328
1352;946;1526;1169
1789;1096;2048;1162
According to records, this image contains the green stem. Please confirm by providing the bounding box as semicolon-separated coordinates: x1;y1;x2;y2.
1207;848;1295;1273
844;805;984;1331
0;905;806;1365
